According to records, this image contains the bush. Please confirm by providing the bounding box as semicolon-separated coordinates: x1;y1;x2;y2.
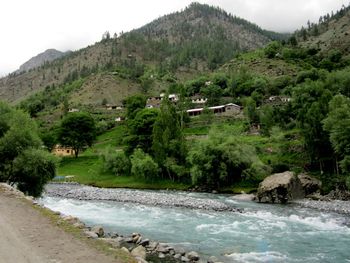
130;149;159;179
101;148;131;176
12;148;57;197
188;127;269;189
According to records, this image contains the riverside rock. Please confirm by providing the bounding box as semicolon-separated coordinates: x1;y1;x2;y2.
187;251;200;261
91;225;104;237
298;173;321;196
131;246;146;259
256;171;304;203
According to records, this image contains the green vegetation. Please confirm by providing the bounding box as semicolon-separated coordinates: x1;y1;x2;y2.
4;2;350;195
0;101;56;197
57;112;97;158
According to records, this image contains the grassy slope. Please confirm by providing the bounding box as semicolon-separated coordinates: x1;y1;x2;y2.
57;125;189;190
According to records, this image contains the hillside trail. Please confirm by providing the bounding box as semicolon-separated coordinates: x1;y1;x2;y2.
0;184;124;263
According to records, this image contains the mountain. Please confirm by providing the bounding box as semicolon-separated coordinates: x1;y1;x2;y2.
295;5;350;54
17;49;70;73
0;3;284;104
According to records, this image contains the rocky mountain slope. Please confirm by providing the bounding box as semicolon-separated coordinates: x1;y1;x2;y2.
0;3;284;104
17;49;70;73
296;5;350;54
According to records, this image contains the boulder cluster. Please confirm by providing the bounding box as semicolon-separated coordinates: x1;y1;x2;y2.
59;215;222;263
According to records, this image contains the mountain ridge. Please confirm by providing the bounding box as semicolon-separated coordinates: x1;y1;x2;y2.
17;49;70;73
0;3;287;104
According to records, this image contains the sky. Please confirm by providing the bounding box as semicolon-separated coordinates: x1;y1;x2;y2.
0;0;348;76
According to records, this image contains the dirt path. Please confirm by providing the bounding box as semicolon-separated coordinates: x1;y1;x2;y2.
0;184;128;263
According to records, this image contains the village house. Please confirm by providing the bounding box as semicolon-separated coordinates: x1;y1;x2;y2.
106;104;123;110
146;94;178;108
68;108;79;113
191;95;208;105
266;96;292;105
187;103;242;117
115;116;126;122
52;145;76;157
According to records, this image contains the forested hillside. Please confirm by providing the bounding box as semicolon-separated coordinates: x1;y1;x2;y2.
0;3;284;104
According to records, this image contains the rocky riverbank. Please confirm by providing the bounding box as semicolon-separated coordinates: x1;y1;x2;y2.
293;199;350;215
45;183;241;212
58;214;219;263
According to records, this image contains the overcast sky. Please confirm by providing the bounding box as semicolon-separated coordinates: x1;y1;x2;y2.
0;0;347;76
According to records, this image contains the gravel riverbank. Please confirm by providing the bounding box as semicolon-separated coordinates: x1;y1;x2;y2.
45;183;240;212
293;199;350;215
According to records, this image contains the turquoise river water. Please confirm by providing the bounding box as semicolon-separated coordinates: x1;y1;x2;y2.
41;190;350;263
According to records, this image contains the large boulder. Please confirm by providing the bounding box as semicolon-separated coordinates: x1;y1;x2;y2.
297;173;321;196
256;171;304;203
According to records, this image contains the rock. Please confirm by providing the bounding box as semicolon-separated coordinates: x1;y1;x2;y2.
158;252;166;259
146;241;159;251
298;173;321;195
62;215;78;224
181;256;190;262
232;193;255;201
139;239;150;246
131;245;146;259
157;245;169;253
121;247;130;254
326;188;350;201
187;251;200;261
99;238;122;248
125;237;134;243
136;236;142;244
73;222;85;229
256;171;304;203
91;226;104;237
174;254;182;259
177;247;186;256
85;231;98;239
135;257;148;263
208;256;219;263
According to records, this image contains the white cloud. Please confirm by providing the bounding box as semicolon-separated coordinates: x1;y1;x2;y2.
0;0;347;76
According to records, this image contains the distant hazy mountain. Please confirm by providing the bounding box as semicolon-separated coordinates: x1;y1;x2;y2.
17;49;70;73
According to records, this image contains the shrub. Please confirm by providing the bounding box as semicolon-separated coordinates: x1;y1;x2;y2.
130;149;159;179
101;148;130;176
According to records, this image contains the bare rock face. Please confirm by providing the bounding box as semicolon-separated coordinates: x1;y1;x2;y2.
297;173;321;196
256;171;304;203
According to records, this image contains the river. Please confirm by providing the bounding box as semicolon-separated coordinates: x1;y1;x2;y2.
40;184;350;263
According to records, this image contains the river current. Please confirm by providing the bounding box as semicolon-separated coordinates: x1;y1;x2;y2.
40;185;350;263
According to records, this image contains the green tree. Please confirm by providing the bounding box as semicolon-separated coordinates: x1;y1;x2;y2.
152;97;187;180
101;148;131;176
57;112;96;158
323;95;350;173
188;127;268;189
124;94;147;119
264;41;282;58
0;101;57;196
200;84;222;106
12;149;56;197
292;81;333;172
244;97;259;126
124;108;159;155
130;149;159;179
